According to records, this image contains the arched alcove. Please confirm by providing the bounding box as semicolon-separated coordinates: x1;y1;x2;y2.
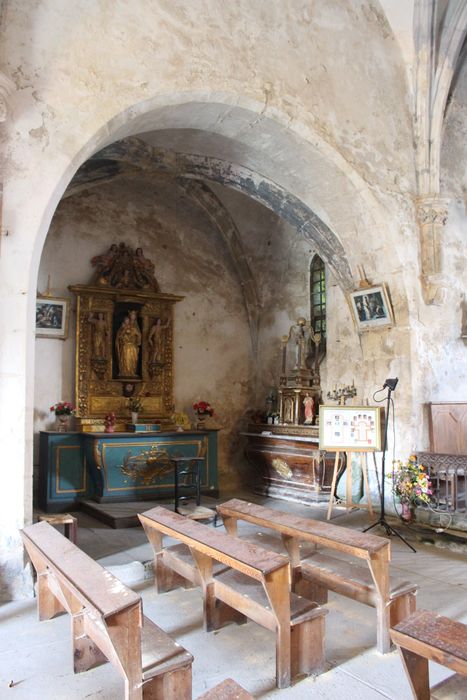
4;93;415;602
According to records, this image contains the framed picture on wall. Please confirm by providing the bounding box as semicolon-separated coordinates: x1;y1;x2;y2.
319;405;383;451
35;297;70;339
348;283;394;331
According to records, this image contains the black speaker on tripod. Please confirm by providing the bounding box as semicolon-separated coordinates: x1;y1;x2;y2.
363;378;416;553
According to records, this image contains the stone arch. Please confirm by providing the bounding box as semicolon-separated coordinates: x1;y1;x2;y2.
26;94;403;305
2;91;413;600
78;137;353;289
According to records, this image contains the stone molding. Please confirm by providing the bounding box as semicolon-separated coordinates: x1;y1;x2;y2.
413;1;466;305
0;72;16;123
416;195;450;306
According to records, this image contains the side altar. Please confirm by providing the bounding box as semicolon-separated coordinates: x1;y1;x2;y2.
242;318;339;505
39;244;219;514
39;429;218;512
242;425;338;505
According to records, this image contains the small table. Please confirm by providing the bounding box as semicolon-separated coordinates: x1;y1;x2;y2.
170;456;204;513
38;513;78;544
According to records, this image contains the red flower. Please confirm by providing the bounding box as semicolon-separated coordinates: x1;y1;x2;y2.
50;401;76;416
193;401;214;417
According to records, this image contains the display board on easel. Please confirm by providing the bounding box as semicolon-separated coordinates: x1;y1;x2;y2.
319;405;383;519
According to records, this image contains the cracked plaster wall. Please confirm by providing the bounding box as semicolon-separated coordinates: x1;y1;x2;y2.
35;174;254;491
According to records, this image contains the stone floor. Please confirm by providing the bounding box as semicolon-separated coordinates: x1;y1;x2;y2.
1;493;467;699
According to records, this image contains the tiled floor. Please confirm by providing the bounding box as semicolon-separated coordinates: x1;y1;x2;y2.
1;494;466;699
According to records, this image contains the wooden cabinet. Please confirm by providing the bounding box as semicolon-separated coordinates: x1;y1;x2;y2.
241;426;336;505
39;432;90;512
428;402;467;455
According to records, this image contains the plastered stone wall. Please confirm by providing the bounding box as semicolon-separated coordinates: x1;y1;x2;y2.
35;174;254;490
0;0;465;599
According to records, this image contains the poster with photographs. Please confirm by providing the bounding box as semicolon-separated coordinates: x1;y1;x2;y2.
319;405;382;451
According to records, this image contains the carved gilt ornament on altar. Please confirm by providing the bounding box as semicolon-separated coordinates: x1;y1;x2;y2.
69;243;183;431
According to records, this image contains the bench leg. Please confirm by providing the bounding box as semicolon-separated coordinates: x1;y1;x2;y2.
37;572;66;620
390;592;417;628
72;612;108;674
155;555;194;594
64;519;77;544
398;647;430;700
291;615;326;679
375;599;391;654
143;666;192;700
293;571;328;604
204;587;247;632
295;572;328;605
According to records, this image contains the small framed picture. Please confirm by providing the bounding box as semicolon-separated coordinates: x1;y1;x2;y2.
319;405;383;452
348;284;394;331
35;297;70;339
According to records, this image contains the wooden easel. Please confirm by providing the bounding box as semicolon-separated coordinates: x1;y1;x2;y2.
327;450;374;520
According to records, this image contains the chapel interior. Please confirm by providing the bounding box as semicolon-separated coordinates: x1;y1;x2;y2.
0;1;466;698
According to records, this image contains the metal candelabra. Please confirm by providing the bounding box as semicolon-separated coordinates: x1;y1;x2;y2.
326;382;357;405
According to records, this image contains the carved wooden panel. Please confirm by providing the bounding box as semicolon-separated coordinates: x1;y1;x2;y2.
428;402;467;455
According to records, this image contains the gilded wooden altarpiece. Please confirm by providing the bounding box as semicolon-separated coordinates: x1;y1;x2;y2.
69;243;183;431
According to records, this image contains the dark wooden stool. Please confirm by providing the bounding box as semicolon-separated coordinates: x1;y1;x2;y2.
38;513;77;544
171;456;204;513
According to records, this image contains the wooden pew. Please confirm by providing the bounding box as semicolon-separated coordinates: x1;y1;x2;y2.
21;521;193;700
196;678;254;699
139;506;328;689
216;498;417;654
391;610;467;700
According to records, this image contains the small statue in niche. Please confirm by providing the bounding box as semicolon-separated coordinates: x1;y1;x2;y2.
115;310;141;377
88;312;108;358
148;317;170;363
303;394;315;425
283;397;294;423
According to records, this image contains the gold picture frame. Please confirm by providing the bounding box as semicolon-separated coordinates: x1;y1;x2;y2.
319;405;383;452
348;283;394;331
35;296;70;339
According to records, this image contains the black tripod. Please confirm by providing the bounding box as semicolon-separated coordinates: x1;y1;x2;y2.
363;379;416;553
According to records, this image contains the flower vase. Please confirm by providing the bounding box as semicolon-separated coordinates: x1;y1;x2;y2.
401;502;415;523
196;413;207;430
131;412;138;424
56;414;70;432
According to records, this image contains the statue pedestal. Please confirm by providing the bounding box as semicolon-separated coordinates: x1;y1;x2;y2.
278;386;320;426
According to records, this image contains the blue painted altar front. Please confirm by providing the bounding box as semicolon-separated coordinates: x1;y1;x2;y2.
39;429;218;512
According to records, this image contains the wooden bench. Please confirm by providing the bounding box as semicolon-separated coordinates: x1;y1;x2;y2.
196;678;254;699
216;498;417;654
391;610;467;700
21;521;193;700
139;506;328;689
38;512;78;543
